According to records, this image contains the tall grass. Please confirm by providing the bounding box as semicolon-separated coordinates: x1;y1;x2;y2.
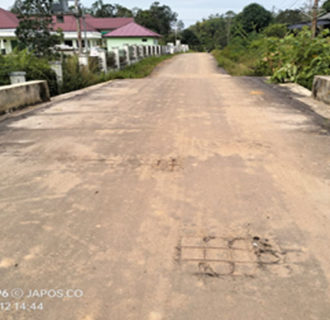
61;54;174;94
212;28;330;90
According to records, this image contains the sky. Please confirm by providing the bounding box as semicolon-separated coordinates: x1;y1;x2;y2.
0;0;315;27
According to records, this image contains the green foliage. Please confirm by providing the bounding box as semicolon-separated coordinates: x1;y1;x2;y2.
106;52;117;68
88;0;133;17
212;49;253;76
88;56;101;73
258;28;330;89
61;55;100;93
274;9;305;25
106;55;173;79
263;24;288;38
60;54;174;94
183;4;273;52
238;3;272;33
0;49;57;95
322;0;330;13
135;2;177;38
181;29;201;50
119;49;127;67
189;15;228;51
14;0;61;56
212;28;330;90
90;0;115;17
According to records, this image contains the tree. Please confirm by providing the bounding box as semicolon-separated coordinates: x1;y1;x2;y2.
14;0;61;56
239;3;272;33
181;29;201;49
225;10;236;43
113;4;133;17
322;0;330;12
90;0;115;17
275;9;305;25
263;23;288;38
135;2;178;37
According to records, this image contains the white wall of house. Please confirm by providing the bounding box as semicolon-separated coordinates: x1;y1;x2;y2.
106;37;159;51
0;29;17;54
62;31;102;49
0;30;102;54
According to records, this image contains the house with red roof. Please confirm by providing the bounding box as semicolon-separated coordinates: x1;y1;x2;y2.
105;22;161;51
0;7;160;54
0;8;19;54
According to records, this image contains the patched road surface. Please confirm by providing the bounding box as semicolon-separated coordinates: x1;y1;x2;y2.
0;53;330;319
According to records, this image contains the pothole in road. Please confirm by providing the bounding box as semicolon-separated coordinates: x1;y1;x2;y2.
152;157;182;172
176;235;304;279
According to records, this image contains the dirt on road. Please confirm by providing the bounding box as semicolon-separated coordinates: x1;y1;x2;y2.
0;53;329;320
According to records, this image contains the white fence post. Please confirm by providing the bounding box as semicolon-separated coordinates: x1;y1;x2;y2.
49;61;63;86
123;45;130;66
99;49;107;73
78;54;89;67
133;45;138;63
112;47;120;69
139;45;144;59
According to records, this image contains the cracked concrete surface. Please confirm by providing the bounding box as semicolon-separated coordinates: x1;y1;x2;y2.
0;53;329;319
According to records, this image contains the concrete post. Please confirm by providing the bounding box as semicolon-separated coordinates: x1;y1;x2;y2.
0;39;5;54
123;45;130;66
139;46;144;59
49;61;63;85
9;72;26;84
98;49;107;72
112;47;120;69
78;54;89;67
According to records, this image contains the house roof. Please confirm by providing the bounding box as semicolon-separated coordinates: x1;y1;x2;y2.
52;15;97;32
0;8;134;33
289;12;330;30
85;16;134;30
319;12;330;20
0;8;19;29
104;22;161;38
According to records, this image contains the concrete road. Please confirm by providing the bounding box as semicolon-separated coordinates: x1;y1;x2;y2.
0;53;330;320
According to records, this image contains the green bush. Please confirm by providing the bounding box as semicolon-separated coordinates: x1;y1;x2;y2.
61;55;101;93
263;24;288;38
212;49;254;76
0;49;58;95
258;28;330;89
61;53;174;93
0;50;176;97
212;28;330;90
106;52;117;69
105;55;174;80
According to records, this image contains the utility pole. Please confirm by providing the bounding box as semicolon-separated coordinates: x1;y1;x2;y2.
311;0;319;38
74;0;82;54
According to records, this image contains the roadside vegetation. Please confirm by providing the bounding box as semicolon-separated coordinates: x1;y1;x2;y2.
181;1;330;90
0;50;58;94
61;54;174;94
212;28;330;89
0;50;175;96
